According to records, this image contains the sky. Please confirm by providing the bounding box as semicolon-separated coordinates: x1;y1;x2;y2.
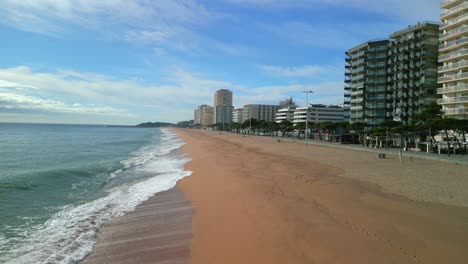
0;0;442;125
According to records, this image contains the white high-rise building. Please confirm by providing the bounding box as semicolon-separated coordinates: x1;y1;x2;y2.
438;0;468;119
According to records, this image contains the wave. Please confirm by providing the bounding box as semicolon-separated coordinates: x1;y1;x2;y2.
0;129;191;264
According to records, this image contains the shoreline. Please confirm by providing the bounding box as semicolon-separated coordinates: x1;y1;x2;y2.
82;186;192;264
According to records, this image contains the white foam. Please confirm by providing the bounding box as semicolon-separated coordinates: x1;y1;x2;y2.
0;129;191;264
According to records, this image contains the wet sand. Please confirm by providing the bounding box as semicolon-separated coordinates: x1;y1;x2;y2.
83;187;192;264
176;129;468;264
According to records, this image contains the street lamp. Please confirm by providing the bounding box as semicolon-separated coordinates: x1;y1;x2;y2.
303;90;313;144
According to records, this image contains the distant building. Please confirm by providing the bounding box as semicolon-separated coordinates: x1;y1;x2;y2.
214;89;234;124
293;104;345;125
194;108;201;125
243;104;279;122
201;105;214;127
279;97;297;108
438;1;468;119
233;108;244;123
275;106;297;124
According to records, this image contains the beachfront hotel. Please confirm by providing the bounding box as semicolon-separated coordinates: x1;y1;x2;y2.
243;104;279;123
438;0;468;119
345;39;390;125
292;104;345;125
214;89;234;124
388;22;440;123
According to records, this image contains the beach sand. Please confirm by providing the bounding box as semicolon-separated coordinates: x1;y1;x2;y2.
176;129;468;264
83;187;192;264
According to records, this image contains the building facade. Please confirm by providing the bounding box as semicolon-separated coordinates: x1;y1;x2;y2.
389;22;440;124
194;108;201;125
293;105;345;125
233;108;244;123
438;0;468;119
346;39;390;125
243;104;279;122
275;106;297;123
201;105;214;127
214;89;234;124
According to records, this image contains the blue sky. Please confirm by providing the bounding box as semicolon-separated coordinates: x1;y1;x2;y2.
0;0;441;125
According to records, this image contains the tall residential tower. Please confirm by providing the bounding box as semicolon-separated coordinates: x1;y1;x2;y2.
213;89;234;124
438;0;468;119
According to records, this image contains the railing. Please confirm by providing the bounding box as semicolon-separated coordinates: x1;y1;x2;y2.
438;84;468;93
440;25;468;39
441;12;468;29
441;2;468;18
439;37;468;50
438;60;468;71
441;0;463;8
439;48;468;61
438;96;468;104
439;72;468;81
444;108;468;115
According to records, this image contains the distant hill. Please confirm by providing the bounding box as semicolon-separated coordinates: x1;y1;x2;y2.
136;122;174;128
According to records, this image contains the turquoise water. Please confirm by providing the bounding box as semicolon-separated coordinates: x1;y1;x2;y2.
0;123;190;263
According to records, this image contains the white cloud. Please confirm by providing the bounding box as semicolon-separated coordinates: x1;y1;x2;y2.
0;66;346;123
225;0;441;22
260;65;329;78
0;92;127;116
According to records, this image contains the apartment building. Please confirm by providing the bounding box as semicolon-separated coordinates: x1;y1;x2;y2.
293;105;345;125
345;39;390;125
243;104;279;122
194;105;214;126
213;89;234;124
194;108;201;125
233;108;244;123
438;0;468;119
389;22;440;123
275;106;297;123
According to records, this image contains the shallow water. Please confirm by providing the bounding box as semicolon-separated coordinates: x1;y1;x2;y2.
0;123;190;263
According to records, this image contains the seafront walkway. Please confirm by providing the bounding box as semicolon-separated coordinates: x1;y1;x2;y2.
221;131;468;166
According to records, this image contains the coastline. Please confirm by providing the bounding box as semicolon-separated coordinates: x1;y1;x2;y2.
175;129;468;264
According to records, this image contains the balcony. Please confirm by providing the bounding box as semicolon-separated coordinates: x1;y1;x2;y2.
441;12;468;30
439;72;468;82
440;25;468;41
351;98;364;103
438;48;468;62
439;37;468;51
350;82;365;89
437;84;468;93
438;96;468;104
438;60;468;72
441;2;468;19
444;108;468;115
441;0;464;9
350;106;363;111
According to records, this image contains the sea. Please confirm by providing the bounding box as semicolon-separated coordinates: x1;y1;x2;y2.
0;123;191;263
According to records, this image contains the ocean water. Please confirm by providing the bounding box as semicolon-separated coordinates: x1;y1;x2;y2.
0;123;191;263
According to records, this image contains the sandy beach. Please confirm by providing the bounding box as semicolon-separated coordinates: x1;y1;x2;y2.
176;129;468;264
83;129;468;264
